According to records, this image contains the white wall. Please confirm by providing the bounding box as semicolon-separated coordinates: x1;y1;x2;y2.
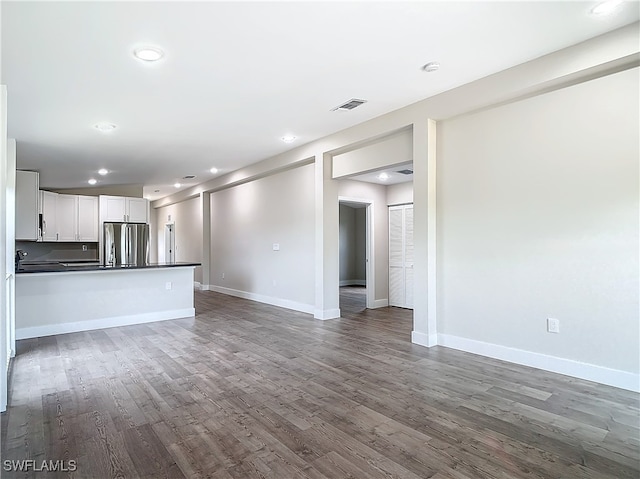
1;86;8;412
16;267;195;339
332;129;412;178
338;179;389;303
209;163;315;312
53;184;143;197
438;67;639;375
154;196;203;283
387;182;413;206
150;24;639;389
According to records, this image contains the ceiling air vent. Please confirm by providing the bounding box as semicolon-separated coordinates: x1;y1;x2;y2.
397;169;413;175
331;98;367;111
182;175;196;179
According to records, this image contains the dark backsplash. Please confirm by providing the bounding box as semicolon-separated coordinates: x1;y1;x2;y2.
15;241;99;262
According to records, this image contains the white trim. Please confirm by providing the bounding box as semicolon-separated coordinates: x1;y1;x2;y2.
16;308;195;340
411;330;437;347
208;285;314;315
314;308;341;320
372;299;389;309
339;279;366;287
438;334;640;393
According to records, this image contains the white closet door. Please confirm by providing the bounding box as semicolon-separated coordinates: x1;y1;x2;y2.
388;204;414;309
404;206;414;308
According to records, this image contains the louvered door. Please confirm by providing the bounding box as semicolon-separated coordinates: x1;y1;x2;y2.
389;204;414;309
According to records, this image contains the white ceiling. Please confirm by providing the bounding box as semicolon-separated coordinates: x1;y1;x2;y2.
2;1;638;201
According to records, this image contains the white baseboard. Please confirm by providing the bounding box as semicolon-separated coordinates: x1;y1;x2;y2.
411;330;437;347
16;308;196;340
339;280;366;287
371;299;389;309
438;334;639;393
208;285;314;315
194;281;203;290
314;308;341;320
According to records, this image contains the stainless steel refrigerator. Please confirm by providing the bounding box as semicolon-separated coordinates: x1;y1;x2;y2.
103;222;149;266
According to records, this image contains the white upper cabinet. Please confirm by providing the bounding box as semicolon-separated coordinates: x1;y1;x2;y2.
39;192;98;242
100;196;126;222
127;197;148;223
77;196;99;241
56;194;77;241
40;190;58;242
15;170;39;241
99;195;148;223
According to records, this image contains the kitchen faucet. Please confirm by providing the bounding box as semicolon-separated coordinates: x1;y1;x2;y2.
15;249;27;269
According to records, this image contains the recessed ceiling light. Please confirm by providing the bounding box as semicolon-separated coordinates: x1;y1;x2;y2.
590;0;624;15
98;168;109;175
134;46;164;62
422;62;440;73
174;182;181;188
377;172;390;181
88;178;97;185
281;135;297;143
94;123;117;131
210;167;218;174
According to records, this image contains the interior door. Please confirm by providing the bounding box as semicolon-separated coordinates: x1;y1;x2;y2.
389;204;414;309
165;223;175;263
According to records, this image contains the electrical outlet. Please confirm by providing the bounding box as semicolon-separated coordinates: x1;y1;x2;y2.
165;282;172;290
547;318;560;333
222;272;225;279
82;244;87;251
273;243;280;251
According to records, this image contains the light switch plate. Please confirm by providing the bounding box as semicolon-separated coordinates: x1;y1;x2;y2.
273;243;280;251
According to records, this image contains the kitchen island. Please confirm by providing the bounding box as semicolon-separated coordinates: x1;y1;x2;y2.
15;262;200;339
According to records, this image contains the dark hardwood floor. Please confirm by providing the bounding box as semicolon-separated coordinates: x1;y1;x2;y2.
1;288;639;478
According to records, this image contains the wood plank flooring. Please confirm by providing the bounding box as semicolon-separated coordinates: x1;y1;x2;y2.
1;287;639;478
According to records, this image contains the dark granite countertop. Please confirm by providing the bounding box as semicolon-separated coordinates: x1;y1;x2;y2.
16;261;201;274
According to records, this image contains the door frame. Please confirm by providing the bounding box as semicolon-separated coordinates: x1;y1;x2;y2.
338;196;375;309
164;222;176;263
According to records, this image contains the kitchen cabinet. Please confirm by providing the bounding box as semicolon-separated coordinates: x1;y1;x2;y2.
15;170;40;240
56;194;77;241
77;196;99;241
99;195;148;223
40;192;98;242
40;190;58;241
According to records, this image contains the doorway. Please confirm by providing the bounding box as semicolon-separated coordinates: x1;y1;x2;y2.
165;223;175;263
338;198;374;310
